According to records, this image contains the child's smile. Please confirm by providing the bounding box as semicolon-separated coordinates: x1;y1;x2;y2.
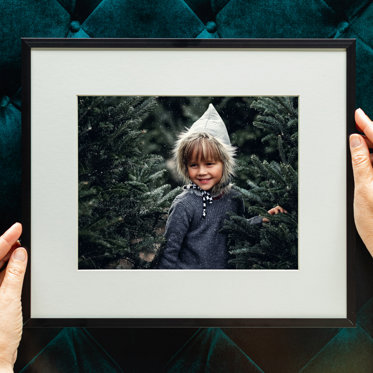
187;159;223;191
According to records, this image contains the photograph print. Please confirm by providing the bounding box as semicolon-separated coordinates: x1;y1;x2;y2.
78;96;298;270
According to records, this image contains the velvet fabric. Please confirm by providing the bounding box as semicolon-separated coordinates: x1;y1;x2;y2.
82;0;204;38
166;329;264;372
20;328;123;372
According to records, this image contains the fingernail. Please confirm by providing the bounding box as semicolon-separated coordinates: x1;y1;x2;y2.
9;222;19;230
350;134;362;148
13;248;26;262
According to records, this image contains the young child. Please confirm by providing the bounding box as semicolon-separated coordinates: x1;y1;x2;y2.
158;104;284;269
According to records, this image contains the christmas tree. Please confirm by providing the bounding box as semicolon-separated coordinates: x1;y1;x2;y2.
223;97;298;269
78;96;180;269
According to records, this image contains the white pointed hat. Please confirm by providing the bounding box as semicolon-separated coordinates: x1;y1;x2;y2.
188;103;231;145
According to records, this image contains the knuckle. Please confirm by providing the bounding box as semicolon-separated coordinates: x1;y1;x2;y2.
351;152;369;168
6;264;24;278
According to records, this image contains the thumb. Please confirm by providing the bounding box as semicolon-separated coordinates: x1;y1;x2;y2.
1;247;27;299
349;134;373;186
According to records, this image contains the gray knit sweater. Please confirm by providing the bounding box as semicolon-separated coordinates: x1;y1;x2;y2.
158;188;262;269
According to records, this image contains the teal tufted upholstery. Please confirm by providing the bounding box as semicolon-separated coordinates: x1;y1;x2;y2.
20;328;123;372
165;329;264;372
82;1;204;37
1;0;372;371
216;1;339;37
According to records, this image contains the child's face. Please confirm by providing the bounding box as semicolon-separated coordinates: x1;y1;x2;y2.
187;156;223;191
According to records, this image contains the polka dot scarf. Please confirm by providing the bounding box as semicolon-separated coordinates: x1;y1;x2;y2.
184;182;213;218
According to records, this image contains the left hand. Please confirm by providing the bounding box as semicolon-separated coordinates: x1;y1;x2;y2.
0;223;28;372
262;205;287;223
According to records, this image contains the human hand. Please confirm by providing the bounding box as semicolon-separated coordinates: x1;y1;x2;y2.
350;108;373;256
262;206;287;223
0;223;28;372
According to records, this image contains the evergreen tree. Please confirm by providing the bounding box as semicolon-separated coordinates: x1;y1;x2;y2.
223;97;298;269
78;96;180;269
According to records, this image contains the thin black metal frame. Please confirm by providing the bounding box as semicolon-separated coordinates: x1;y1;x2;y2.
21;38;356;328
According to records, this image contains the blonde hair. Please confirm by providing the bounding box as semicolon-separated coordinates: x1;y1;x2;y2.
174;131;236;195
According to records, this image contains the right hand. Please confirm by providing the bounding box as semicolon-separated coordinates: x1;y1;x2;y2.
262;205;287;223
349;108;373;256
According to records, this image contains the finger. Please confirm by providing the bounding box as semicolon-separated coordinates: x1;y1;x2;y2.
0;223;22;261
0;270;5;286
355;109;373;143
276;206;287;213
1;240;21;264
0;245;18;270
1;247;28;299
349;134;373;186
362;135;373;149
0;242;20;284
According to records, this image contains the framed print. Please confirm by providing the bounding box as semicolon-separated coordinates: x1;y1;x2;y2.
21;38;356;327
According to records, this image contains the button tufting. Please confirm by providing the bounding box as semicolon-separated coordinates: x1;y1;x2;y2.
336;21;349;34
206;21;217;33
70;21;81;33
0;96;10;108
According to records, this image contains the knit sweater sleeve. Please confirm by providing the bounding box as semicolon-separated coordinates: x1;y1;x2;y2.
158;199;192;269
247;215;263;225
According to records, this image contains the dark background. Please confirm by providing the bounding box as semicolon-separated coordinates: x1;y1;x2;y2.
1;0;373;371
